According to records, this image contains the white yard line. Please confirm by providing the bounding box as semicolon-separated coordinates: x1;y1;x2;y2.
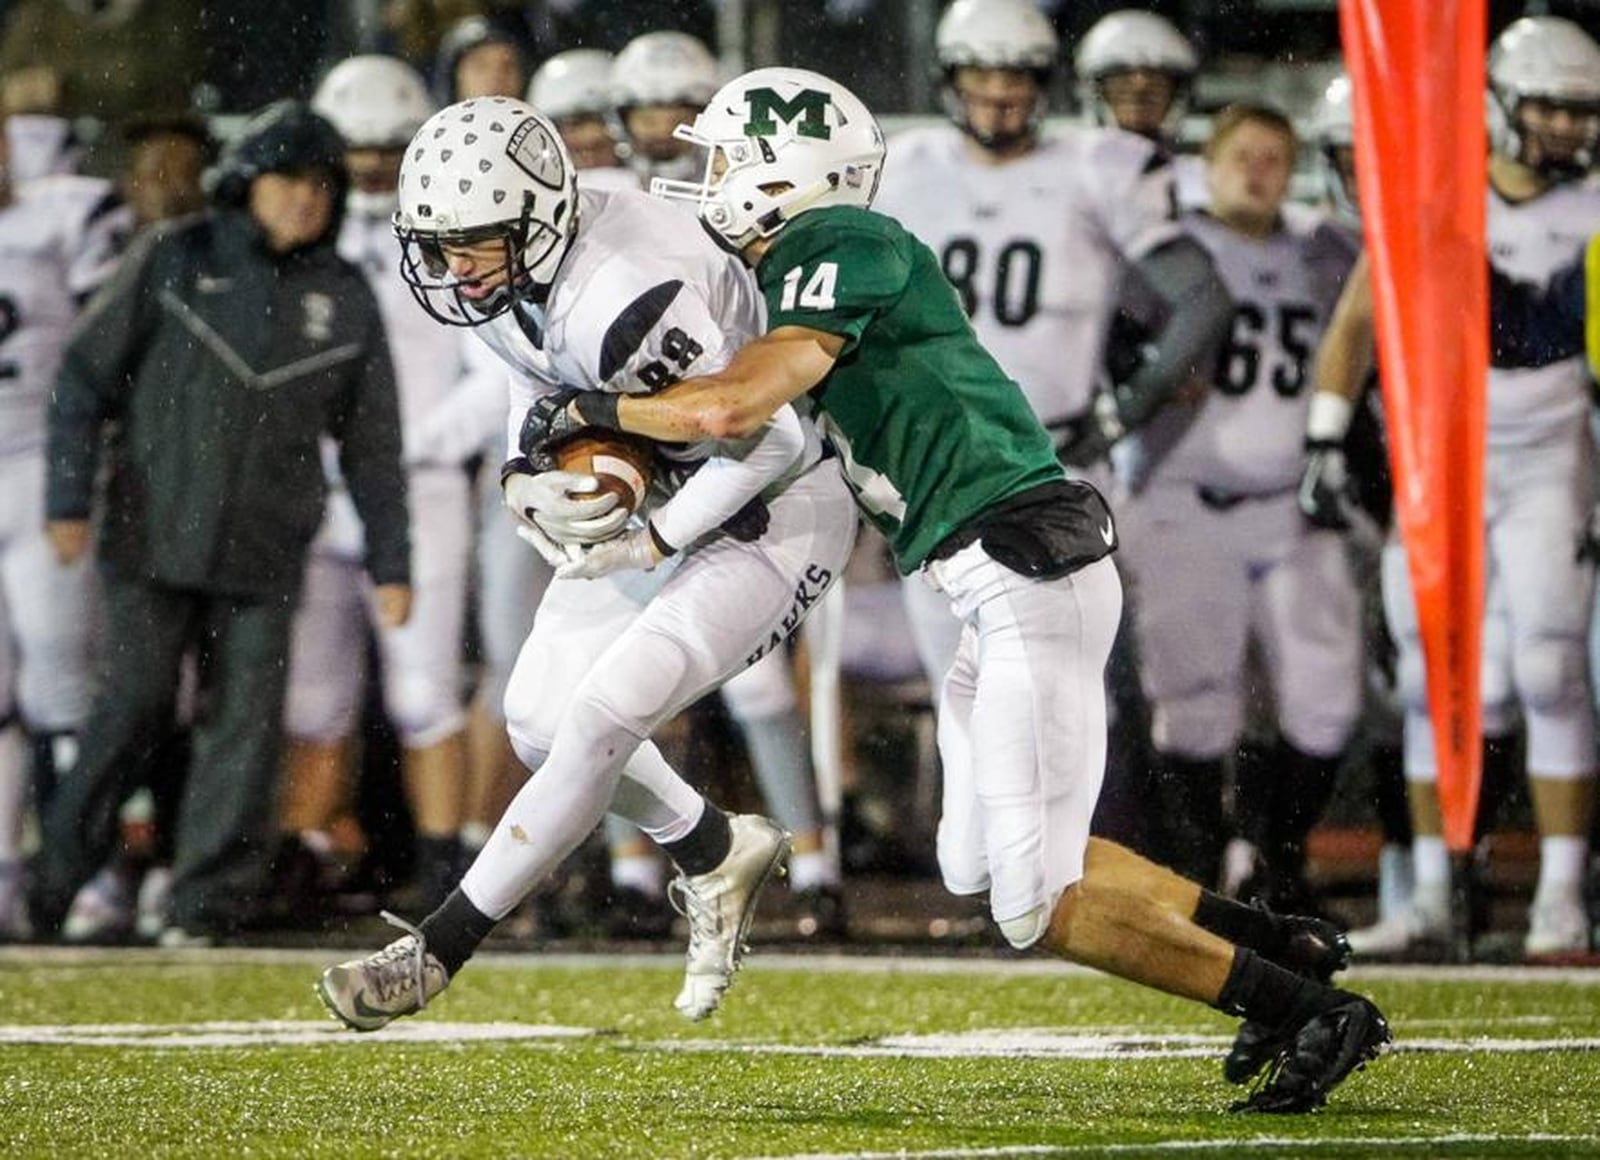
751;1135;1600;1160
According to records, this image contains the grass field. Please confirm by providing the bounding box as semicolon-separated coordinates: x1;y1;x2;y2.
3;945;1599;1159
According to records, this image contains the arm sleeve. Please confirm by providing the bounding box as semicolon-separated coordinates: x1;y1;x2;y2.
46;227;161;521
648;403;808;551
333;289;412;587
1114;234;1235;427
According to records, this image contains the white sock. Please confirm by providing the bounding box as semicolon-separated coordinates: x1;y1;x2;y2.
1412;835;1449;892
1534;835;1588;904
788;849;837;893
610;852;664;896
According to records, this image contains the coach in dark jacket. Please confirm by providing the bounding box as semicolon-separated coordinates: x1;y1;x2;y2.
33;100;412;942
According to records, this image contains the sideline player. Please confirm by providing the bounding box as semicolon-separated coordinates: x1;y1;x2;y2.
537;66;1390;1113
1115;104;1360;904
315;98;858;1027
1074;8;1204;205
609;30;721;187
874;0;1232;689
1303;17;1600;958
0;103;131;937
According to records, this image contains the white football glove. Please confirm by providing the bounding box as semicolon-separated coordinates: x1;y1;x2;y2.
503;468;629;545
514;520;580;570
553;526;662;581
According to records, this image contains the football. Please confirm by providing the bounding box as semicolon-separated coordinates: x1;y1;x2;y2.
552;429;655;515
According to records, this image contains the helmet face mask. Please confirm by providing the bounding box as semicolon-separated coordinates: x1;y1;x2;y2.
651;68;885;254
1074;10;1197;140
1311;72;1359;222
934;0;1057;150
1489;16;1600;181
394;98;577;326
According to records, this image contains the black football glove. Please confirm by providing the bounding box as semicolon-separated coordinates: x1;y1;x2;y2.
1298;442;1350;531
1055;394;1127;469
518;389;623;465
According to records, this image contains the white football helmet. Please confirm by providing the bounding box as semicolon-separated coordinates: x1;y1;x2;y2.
393;97;578;326
1074;9;1198;136
611;31;721;111
1488;16;1600;178
653;67;885;253
313;55;435;150
934;0;1058;147
313;55;436;216
1311;71;1358;221
528;49;615;122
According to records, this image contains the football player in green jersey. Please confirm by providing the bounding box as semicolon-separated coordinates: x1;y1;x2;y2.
523;67;1391;1113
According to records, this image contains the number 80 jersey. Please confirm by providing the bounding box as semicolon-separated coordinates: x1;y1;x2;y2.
873;122;1180;427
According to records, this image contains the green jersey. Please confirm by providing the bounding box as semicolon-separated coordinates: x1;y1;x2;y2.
759;206;1067;572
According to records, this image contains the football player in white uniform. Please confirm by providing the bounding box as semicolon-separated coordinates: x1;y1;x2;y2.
1303;17;1600;958
1074;8;1205;207
1116;104;1361;906
274;56;485;915
540;42;848;933
0;106;131;937
608;30;721;186
316;98;857;1028
874;0;1232;693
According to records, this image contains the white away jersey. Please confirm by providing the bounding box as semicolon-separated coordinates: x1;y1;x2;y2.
1151;209;1357;494
471;186;819;549
1486;181;1600;448
0;174;130;458
874;123;1179;426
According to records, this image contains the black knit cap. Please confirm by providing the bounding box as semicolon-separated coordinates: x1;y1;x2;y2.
204;99;348;208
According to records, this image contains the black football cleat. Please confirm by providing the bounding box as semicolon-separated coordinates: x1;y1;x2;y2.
1224;911;1352;1085
1229;995;1391;1114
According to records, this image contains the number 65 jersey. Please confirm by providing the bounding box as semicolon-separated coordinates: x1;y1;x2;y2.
873;122;1179;428
1148;209;1357;496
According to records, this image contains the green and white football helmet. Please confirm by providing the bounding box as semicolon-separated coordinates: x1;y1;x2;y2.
651;67;885;253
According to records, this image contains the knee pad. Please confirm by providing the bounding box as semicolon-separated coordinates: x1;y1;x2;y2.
1514;634;1587;715
384;670;465;748
997;904;1049;951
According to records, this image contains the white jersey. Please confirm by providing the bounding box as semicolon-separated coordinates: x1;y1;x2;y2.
1152;209;1357;494
472;186;819;551
0;174;130;459
1486;180;1600;448
873;123;1179;426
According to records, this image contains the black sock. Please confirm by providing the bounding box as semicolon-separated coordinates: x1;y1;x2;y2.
1215;947;1341;1026
661;803;732;876
1194;888;1282;950
417;887;497;977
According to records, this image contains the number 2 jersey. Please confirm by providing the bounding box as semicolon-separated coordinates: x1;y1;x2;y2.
0;173;130;460
759;204;1112;575
872;122;1179;427
1145;208;1357;495
469;186;824;551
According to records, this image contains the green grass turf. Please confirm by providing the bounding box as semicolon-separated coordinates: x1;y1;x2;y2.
2;949;1598;1159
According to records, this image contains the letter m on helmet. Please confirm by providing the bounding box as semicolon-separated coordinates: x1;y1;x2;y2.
743;87;833;140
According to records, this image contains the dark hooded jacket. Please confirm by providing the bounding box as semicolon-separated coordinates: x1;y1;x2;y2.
46;103;408;600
